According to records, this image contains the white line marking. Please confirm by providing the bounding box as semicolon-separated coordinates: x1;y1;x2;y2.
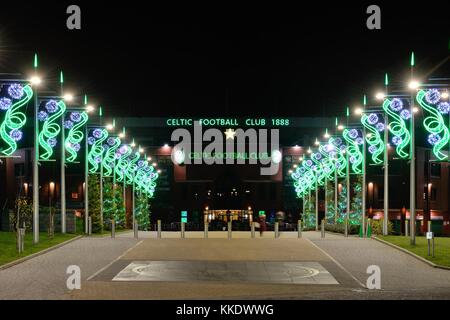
304;237;366;288
86;240;143;281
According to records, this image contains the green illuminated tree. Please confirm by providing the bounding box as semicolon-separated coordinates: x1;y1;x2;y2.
337;181;347;224
88;174;102;233
304;193;316;228
350;175;363;225
135;191;150;230
326;181;335;224
103;179;126;229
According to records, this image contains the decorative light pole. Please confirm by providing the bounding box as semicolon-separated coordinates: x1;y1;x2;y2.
410;52;416;245
33;53;40;244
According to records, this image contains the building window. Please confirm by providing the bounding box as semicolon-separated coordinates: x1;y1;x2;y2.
430;163;441;178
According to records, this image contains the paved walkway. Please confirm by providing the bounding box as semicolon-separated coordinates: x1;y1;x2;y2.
1;231;449;299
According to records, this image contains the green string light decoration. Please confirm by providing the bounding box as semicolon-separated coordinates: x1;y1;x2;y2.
125;151;140;185
361;113;385;165
38;100;66;160
0;84;33;156
87;128;108;173
102;137;121;177
416;89;449;161
115;145;132;182
382;98;411;159
343;128;363;174
329;137;347;177
65;112;88;163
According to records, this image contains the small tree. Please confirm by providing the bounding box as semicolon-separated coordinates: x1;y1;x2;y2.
103;179;126;229
136;191;150;230
88;174;102;233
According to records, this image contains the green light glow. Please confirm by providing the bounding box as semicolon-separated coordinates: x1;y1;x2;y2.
416;89;449;161
361;114;384;165
410;52;415;67
342;129;363;174
102;137;120;177
65;112;88;163
39;100;66;160
84;94;88;105
382;98;411;159
385;73;389;86
0;85;33;156
115;145;132;182
60;71;64;84
34;53;38;69
125;151;140;185
87;128;108;173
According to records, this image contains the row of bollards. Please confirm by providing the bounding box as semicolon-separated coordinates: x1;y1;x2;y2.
152;220;306;239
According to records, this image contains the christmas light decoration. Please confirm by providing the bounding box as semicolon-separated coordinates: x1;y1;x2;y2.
382;98;411;159
0;84;33;156
361;113;384;165
102;137;120;177
65;112;88;163
417;89;449;161
343;128;363;174
39;100;66;160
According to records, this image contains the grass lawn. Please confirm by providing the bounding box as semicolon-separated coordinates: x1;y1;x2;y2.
0;232;78;266
378;235;450;267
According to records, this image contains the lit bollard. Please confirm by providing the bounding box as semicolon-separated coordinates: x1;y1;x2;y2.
321;219;325;238
157;219;161;239
251;222;255;238
298;220;302;238
275;222;279;238
88;217;92;236
111;219;115;239
181;222;185;238
228;221;232;239
204;222;208;238
134;221;138;239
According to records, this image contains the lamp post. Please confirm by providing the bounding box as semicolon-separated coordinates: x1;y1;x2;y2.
59;72;66;233
33;54;40;244
409;52;416;245
383;73;390;236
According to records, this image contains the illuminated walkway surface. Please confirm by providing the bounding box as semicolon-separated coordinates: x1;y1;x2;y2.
1;232;450;299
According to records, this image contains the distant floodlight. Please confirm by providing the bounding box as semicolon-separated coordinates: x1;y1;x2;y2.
337;125;344;131
86;105;95;113
413;107;419;113
106;124;113;130
29;76;42;85
375;92;385;100
139;147;144;153
354;108;363;115
118;133;125;138
408;80;420;90
441;91;449;99
147;156;152;161
63;93;74;102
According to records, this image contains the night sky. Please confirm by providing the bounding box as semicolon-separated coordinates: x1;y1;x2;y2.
0;1;449;118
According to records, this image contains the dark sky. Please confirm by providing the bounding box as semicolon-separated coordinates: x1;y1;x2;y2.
0;1;449;118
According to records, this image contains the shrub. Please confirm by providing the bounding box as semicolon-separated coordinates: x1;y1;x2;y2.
324;223;360;235
370;219;393;235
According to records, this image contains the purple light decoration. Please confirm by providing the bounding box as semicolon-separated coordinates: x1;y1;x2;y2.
356;137;364;145
114;153;121;159
392;136;402;146
334;137;343;146
314;153;322;160
324;144;335;153
9;129;23;141
367;113;379;125
107;137;116;146
299;168;306;174
47;138;57;148
92;129;103;139
349;156;356;164
425;89;441;105
427;133;441;146
64;120;74;129
437;102;450;114
38;111;48;122
118;145;128;155
390;98;403;112
339;145;346;152
376;123;385;132
311;165;317;171
138;160;145;167
0;97;12;110
72;143;81;152
305;160;313;167
368;145;377;154
348;129;358;139
45;100;58;113
95;156;102;163
8;83;24;99
87;137;96;145
70;112;82;123
400;109;411;120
